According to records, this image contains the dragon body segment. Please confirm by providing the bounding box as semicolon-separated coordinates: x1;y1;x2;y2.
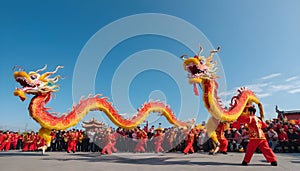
200;79;262;121
13;65;187;153
29;93;184;130
182;47;264;153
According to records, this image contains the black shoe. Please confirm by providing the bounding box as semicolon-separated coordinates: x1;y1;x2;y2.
221;151;228;155
242;161;248;166
271;161;277;166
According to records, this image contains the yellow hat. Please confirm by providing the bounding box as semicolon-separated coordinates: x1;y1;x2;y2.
155;127;163;131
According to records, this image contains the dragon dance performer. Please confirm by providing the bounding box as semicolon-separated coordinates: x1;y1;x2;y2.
0;131;3;147
22;132;35;151
101;128;117;154
134;128;148;153
110;130;118;153
32;132;38;151
36;134;46;150
233;105;277;166
166;127;176;151
67;130;77;153
154;127;165;153
0;131;11;151
12;132;21;150
183;128;195;154
215;122;229;154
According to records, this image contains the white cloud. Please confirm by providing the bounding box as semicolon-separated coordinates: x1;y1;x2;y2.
244;83;270;93
218;89;236;97
268;79;300;93
285;76;298;82
256;93;271;98
261;73;281;80
270;84;293;91
288;88;300;94
262;103;269;107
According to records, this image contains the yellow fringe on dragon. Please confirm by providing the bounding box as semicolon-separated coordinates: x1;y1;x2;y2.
181;46;264;154
13;65;189;154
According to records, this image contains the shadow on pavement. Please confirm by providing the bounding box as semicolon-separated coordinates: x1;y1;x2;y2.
41;153;270;166
0;152;47;157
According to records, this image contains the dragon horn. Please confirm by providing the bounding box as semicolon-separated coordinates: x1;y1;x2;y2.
40;66;64;81
206;46;221;64
180;54;187;60
36;64;48;73
210;46;221;55
198;45;203;57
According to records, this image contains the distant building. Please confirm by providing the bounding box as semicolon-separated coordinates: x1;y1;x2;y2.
275;105;300;121
81;118;107;132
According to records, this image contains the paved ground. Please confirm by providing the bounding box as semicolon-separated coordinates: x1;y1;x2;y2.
0;151;299;171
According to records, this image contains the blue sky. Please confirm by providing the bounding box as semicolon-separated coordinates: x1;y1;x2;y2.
1;1;300;131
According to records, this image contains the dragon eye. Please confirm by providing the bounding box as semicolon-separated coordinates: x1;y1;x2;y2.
30;75;37;80
200;59;206;65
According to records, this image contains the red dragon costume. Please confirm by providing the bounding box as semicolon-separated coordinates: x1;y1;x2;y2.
13;65;190;154
181;46;265;156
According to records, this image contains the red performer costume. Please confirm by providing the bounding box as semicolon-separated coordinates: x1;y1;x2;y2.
215;122;229;154
32;132;37;151
154;128;164;153
135;129;147;153
101;132;112;154
12;132;20;150
67;130;77;153
0;131;11;151
22;132;35;151
110;131;118;153
183;129;195;154
36;134;45;150
234;105;277;166
167;128;176;151
101;128;117;154
0;131;4;147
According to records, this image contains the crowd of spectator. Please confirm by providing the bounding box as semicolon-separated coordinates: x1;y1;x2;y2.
0;117;299;154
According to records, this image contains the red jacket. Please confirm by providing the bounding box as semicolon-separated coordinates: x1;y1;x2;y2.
234;115;267;139
278;131;289;142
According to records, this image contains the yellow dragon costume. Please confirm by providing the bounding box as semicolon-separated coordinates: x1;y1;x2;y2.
181;46;264;154
13;65;188;154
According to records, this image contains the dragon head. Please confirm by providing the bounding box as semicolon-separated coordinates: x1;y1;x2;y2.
182;46;220;85
13;65;63;101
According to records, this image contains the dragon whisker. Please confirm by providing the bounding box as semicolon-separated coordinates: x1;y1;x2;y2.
35;64;47;73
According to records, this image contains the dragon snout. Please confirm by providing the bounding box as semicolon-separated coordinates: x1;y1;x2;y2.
14;89;27;101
